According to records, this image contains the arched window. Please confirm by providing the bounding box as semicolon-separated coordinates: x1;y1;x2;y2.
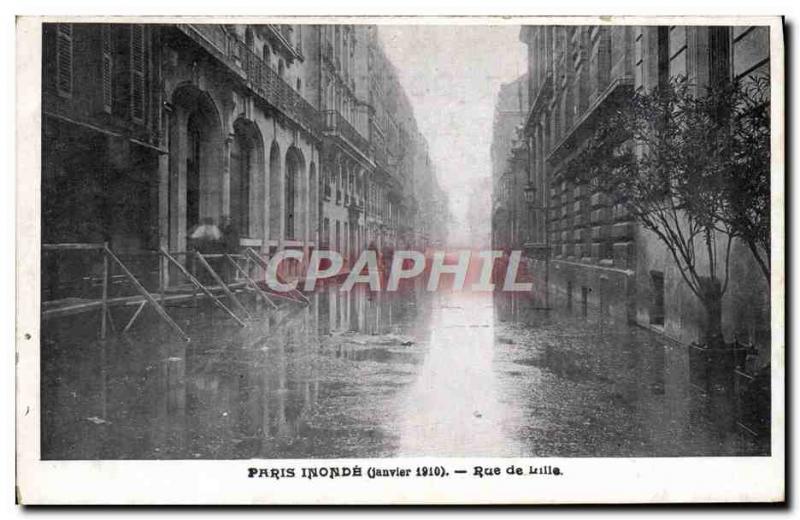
245;27;254;49
278;59;285;78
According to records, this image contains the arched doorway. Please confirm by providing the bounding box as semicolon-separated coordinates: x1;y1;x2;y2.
169;84;223;252
231;119;265;240
186;112;202;231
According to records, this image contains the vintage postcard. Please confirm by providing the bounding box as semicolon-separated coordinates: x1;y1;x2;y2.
15;15;784;504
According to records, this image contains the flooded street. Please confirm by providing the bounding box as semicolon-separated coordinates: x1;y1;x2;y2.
41;286;764;459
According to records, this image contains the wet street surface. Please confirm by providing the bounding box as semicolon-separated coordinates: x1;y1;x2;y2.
41;287;765;459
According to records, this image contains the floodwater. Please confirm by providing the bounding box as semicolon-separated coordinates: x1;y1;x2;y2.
41;284;766;459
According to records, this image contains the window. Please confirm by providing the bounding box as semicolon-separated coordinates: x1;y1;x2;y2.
634;31;644;90
296;78;302;93
245;28;254;49
130;24;145;122
296;25;302;53
285;158;297;240
566;281;573;310
335;26;341;62
101;24;113;112
55;23;73;98
657;26;670;89
322;218;330;248
650;271;665;326
581;286;589;317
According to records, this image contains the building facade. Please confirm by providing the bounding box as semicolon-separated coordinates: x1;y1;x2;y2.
517;25;771;349
42;23;446;297
490;74;529;252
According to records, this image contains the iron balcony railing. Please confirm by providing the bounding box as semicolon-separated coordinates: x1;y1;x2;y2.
322;110;371;158
237;40;320;133
180;25;320;135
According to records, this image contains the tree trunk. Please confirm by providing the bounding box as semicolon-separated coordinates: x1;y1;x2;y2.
746;239;770;283
699;276;725;348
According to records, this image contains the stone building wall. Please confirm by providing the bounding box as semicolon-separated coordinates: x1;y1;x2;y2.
519;24;771;346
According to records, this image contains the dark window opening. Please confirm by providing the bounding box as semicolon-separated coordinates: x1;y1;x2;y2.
566;280;573;310
581;286;589;317
130;24;145;122
101;25;113;113
657;26;670;88
285;161;297;240
651;270;665;326
55;23;73;98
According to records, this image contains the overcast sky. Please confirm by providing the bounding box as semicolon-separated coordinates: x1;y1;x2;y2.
378;25;527;245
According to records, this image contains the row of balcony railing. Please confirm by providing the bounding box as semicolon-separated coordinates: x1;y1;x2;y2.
322;110;371;158
183;25;319;133
185;24;406;187
236;40;321;133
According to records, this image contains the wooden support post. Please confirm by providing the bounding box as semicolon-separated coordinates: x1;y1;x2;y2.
123;300;147;333
196;251;252;319
159;250;166;306
225;253;278;310
100;242;109;340
103;245;190;342
159;247;247;328
106;307;116;333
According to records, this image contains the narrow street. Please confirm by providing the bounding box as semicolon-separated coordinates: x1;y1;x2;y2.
41;287;763;459
26;20;779;506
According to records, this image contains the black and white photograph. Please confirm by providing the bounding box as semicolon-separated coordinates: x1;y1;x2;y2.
15;15;784;504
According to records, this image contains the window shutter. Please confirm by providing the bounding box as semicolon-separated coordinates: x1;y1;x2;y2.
130;24;145;122
101;25;113;113
55;23;73;97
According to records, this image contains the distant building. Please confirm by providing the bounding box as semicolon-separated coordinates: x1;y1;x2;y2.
490;74;528;251
466;176;492;249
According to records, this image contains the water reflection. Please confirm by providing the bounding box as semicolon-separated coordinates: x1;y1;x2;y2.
41;282;764;459
396;293;523;456
41;282;430;459
491;291;764;456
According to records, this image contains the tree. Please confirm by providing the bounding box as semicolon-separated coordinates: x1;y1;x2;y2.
567;76;770;347
717;76;771;281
